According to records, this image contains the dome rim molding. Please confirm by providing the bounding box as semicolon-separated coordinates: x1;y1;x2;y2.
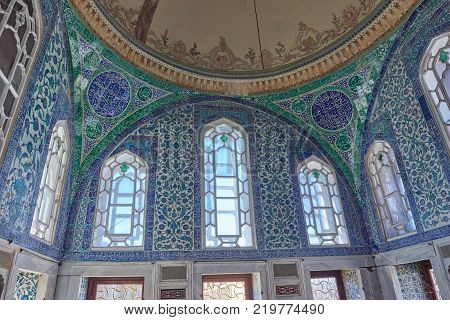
69;0;419;96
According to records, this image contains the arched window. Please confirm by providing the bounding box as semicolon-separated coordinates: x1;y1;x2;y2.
420;32;450;151
30;121;69;243
92;151;148;249
297;156;349;246
365;141;416;240
202;119;255;248
0;0;40;161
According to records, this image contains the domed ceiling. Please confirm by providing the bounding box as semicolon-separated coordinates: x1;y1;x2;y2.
70;0;419;94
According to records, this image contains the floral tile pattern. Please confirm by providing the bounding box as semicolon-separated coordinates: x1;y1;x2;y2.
254;113;300;249
153;107;195;250
0;0;73;260
370;59;449;231
77;277;89;300
342;270;364;300
395;262;431;300
362;0;450;252
0;0;448;264
13;271;41;300
62;100;372;261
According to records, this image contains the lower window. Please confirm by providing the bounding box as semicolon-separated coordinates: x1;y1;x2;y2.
87;277;144;300
202;274;253;300
310;271;347;300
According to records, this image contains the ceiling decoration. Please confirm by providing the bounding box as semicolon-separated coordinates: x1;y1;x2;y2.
62;0;401;206
96;0;382;74
311;91;353;131
69;0;419;95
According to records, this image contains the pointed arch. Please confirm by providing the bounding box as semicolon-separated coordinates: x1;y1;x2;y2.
0;0;41;163
92;150;148;249
30;120;70;243
297;155;349;246
365;140;416;240
201;118;256;248
420;32;450;153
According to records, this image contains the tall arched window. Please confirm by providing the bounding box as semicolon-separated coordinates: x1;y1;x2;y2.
30;121;70;243
420;32;450;151
0;0;40;161
365;141;416;240
297;156;349;246
202;119;255;248
92;151;148;249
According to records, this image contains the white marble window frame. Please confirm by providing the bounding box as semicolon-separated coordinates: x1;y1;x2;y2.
420;32;450;155
0;0;41;165
297;155;350;247
201;118;256;249
91;150;148;250
365;140;416;241
30;120;70;244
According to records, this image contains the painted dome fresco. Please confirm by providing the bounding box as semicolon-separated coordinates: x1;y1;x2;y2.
72;0;418;94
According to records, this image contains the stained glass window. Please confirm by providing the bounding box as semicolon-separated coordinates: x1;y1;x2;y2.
30;121;70;243
92;151;148;249
297;156;349;246
202;119;255;248
365;141;416;240
0;0;40;162
421;32;450;151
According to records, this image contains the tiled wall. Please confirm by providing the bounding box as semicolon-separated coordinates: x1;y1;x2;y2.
0;0;448;263
13;271;42;300
63;102;370;261
342;270;365;300
395;262;432;300
362;0;450;252
0;0;74;260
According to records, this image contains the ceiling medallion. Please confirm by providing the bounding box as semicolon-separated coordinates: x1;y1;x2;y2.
88;71;131;117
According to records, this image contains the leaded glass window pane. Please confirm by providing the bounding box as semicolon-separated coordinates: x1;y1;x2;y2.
421;32;450;152
92;151;148;249
298;156;349;246
311;277;340;300
87;278;144;300
30;121;69;243
365;141;416;240
310;271;347;300
95;283;143;300
203;281;247;300
0;0;39;161
202;274;253;300
202;119;255;248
